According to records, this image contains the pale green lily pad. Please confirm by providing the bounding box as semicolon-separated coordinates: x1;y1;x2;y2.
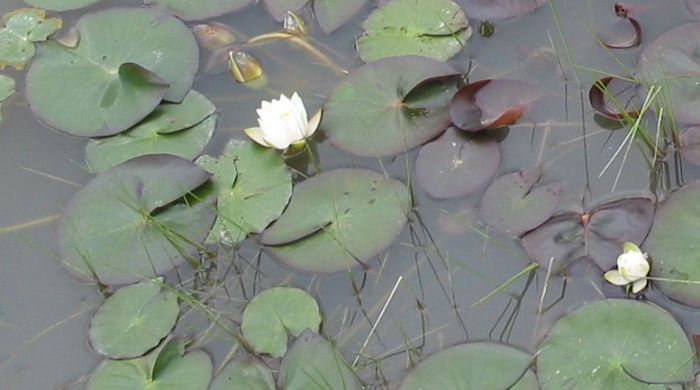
537;299;693;389
400;342;537;389
259;168;409;272
210;354;275;390
85;90;217;172
278;330;359;390
241;287;321;357
197;140;292;245
89;278;179;359
144;0;254;21
58;154;216;285
87;338;213;390
322;56;457;157
25;8;199;136
0;8;61;69
23;0;102;11
0;73;15;123
357;0;471;62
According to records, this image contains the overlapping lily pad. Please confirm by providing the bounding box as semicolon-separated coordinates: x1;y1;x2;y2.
400;342;537;389
480;166;562;235
0;8;61;69
415;127;500;199
89;278;179;359
323;56;457;157
25;8;199;136
259;168;409;272
0;73;15;123
357;0;471;62
645;180;700;306
262;0;309;21
460;0;549;20
241;287;321;357
23;0;101;11
537;299;693;388
143;0;254;21
521;195;654;272
210;354;275;390
58;154;216;285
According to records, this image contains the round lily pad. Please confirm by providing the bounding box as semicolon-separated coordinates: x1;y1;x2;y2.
537;299;694;388
241;287;321;357
144;0;254;21
357;0;471;62
259;168;409;272
23;0;102;11
322;56;457;157
25;8;199;136
645;180;700;306
314;0;368;33
0;8;61;69
58;154;216;285
210;354;275;390
480;166;562;235
89;278;179;359
415;127;500;199
460;0;548;20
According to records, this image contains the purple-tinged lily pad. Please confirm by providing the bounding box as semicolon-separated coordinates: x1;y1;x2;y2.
415;127;500;199
323;56;457;157
459;0;548;20
645;180;700;307
589;77;640;120
259;168;409;273
480;166;562;235
598;4;642;49
450;79;543;132
58;154;216;285
679;126;700;166
522;195;654;272
144;0;254;21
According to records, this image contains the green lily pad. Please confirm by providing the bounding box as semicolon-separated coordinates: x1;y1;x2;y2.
58;154;216;285
645;180;700;306
357;0;471;62
259;168;409;272
0;73;15;123
23;0;102;11
241;287;321;357
323;56;457;157
0;8;61;69
400;342;537;389
25;8;199;136
537;299;693;389
85;91;217;172
278;330;359;390
198;140;292;245
210;354;275;390
144;0;254;21
89;278;179;359
87;338;213;390
314;0;368;34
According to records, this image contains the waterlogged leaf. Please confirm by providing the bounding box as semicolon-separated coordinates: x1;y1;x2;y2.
357;0;471;62
645;180;700;306
400;342;537;389
636;23;700;125
262;0;309;21
25;8;199;136
278;330;359;390
198;140;292;245
450;79;543;131
58;155;216;285
480;167;562;235
0;73;15;123
589;77;640;120
241;287;321;357
144;0;254;21
87;340;212;390
521;195;654;272
415;127;500;199
259;168;409;272
85;91;217;172
537;299;693;389
0;8;61;69
23;0;101;11
323;56;456;157
89;278;179;359
210;354;275;390
314;0;368;33
460;0;549;20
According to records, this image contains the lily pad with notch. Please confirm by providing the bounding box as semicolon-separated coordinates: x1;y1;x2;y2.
0;8;61;69
143;0;254;21
589;77;640;120
259;168;409;273
537;299;693;389
322;56;457;157
58;154;216;285
521;194;654;273
210;354;275;390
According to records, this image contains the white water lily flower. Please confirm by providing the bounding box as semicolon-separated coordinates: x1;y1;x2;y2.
604;242;650;293
244;92;321;151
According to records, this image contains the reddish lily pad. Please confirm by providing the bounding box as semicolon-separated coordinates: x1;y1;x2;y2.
521;195;654;272
598;4;642;49
589;77;640;120
450;79;543;132
415;127;500;199
480;166;562;235
460;0;548;20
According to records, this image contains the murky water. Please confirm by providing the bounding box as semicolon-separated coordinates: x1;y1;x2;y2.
2;0;700;388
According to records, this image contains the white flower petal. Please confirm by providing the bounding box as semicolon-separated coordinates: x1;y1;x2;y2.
244;127;272;148
307;109;322;137
250;92;315;150
604;270;630;286
617;251;650;282
632;278;648;293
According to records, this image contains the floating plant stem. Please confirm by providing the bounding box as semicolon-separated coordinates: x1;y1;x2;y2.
470;262;538;308
245;32;347;75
